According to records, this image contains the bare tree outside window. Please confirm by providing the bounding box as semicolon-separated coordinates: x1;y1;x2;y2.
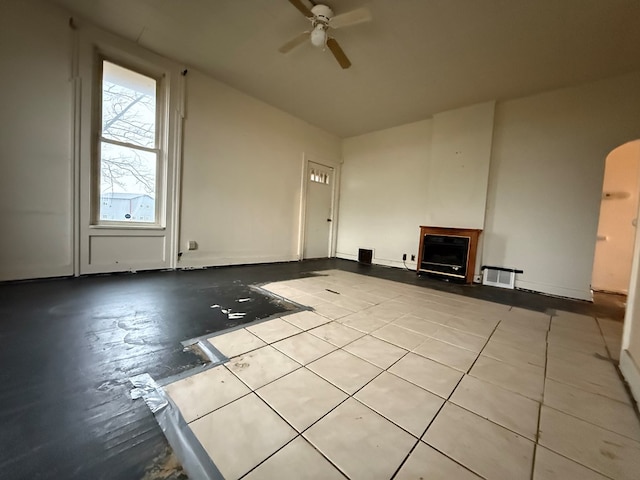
99;61;158;223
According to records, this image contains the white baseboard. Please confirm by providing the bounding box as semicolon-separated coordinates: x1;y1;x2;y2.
620;349;640;406
336;252;358;262
0;264;73;282
178;253;299;269
336;252;417;270
515;279;592;301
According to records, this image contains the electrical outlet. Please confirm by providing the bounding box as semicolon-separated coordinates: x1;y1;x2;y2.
402;253;407;261
411;254;415;261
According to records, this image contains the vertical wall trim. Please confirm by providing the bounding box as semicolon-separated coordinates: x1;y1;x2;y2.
330;163;341;257
169;70;186;269
70;21;82;277
297;154;308;260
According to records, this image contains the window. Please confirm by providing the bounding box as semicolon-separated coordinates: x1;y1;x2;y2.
310;167;330;185
97;60;160;224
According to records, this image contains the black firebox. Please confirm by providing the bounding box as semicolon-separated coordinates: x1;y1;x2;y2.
420;234;470;280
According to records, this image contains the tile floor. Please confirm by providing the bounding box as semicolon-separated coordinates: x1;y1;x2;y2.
163;270;640;480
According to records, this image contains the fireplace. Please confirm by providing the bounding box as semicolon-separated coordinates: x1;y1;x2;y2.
421;234;469;279
417;226;482;284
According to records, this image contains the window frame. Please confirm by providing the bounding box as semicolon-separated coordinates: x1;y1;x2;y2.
91;53;167;228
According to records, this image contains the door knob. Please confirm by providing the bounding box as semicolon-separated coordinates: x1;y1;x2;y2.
327;218;332;222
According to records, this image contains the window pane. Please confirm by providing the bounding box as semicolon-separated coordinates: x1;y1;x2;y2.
99;142;156;223
102;61;156;148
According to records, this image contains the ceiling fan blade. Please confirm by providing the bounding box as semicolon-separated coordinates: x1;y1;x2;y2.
278;31;310;53
330;7;372;29
326;37;351;69
287;0;314;18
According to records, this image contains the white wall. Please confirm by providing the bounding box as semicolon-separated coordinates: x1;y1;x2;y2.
0;1;73;281
178;70;341;268
337;73;640;300
336;119;432;268
592;141;640;294
0;0;340;280
425;102;495;230
336;102;495;271
4;0;640;295
484;72;640;300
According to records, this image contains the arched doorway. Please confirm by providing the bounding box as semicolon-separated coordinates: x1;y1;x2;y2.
592;140;640;294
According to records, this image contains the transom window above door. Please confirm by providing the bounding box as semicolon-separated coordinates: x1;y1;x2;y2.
310;167;330;185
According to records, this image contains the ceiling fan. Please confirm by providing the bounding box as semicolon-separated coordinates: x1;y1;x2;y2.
279;0;373;69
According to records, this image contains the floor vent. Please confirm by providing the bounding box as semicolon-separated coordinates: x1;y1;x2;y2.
358;248;373;265
482;266;521;289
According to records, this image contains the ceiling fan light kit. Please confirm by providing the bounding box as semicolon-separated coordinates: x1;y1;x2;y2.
310;24;327;47
280;0;372;68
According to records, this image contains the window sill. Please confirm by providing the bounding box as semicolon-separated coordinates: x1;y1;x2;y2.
90;224;166;231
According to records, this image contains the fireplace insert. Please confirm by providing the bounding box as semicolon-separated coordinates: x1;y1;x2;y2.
420;234;470;280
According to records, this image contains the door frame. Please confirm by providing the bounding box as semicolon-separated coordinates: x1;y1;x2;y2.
298;154;341;260
591;140;640;294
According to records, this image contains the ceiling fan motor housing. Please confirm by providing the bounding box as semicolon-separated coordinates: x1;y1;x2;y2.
311;4;334;24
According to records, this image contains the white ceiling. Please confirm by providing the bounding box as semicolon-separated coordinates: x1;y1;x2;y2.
49;0;640;137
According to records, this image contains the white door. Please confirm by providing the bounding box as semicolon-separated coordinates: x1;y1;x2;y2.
304;161;334;259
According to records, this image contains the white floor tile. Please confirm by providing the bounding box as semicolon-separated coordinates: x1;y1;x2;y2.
343;335;407;369
482;338;546;368
256;368;347;432
308;322;364;347
243;436;346;480
395;442;482;480
282;310;331;330
543;378;640;441
470;355;544;401
371;324;428;350
190;393;296;480
430;325;487;353
341;313;387;333
389;353;463;398
450;375;540;440
393;314;441;336
246;318;303;344
424;402;535;480
489;328;548;355
533;446;610;480
545;348;630;404
445;316;496;337
355;371;444;437
413;338;478;372
272;331;337;365
164;365;250;423
304;398;416;480
207;328;266;358
313;302;355;320
538;406;640;480
227;345;300;390
551;312;600;334
307;349;382;394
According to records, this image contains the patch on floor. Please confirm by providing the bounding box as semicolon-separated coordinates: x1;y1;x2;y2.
142;446;188;480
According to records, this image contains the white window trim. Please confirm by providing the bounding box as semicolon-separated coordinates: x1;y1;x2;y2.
92;54;168;228
74;22;185;275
